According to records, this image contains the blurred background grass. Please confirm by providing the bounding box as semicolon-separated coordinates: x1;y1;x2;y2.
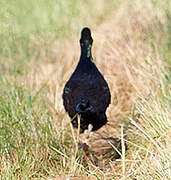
0;0;118;61
0;0;119;80
0;0;170;179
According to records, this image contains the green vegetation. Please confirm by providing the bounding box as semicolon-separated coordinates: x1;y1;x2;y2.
0;0;170;179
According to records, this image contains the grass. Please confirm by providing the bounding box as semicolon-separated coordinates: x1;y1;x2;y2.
0;0;171;179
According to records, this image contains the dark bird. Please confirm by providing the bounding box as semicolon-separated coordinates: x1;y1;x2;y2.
62;27;111;134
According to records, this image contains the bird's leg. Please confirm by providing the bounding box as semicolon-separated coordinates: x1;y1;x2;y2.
79;124;93;153
77;114;81;136
86;124;93;139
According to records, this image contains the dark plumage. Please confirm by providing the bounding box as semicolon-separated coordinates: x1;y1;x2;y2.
62;27;111;133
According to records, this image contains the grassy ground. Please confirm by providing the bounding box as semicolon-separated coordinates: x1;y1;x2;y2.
0;0;170;179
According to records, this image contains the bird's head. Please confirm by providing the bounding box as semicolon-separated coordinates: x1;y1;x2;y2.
76;98;95;114
80;27;93;48
76;98;89;113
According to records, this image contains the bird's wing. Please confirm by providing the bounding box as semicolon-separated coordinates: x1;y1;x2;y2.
86;77;111;113
63;79;84;117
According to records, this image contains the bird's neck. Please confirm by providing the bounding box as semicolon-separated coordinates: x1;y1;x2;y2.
80;44;94;63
